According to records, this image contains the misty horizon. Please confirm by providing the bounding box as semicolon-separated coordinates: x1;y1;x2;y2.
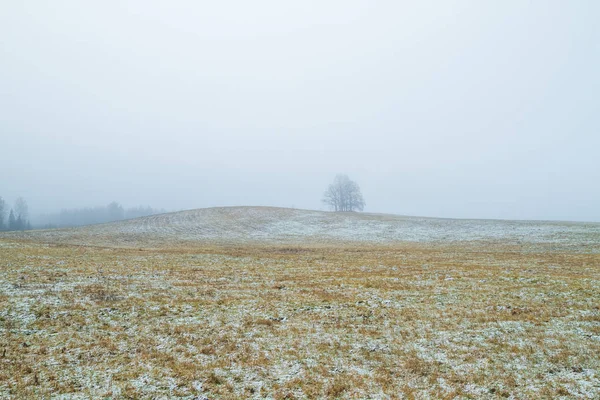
2;1;599;223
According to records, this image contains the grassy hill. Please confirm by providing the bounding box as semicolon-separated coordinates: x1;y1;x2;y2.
3;206;599;250
1;207;599;397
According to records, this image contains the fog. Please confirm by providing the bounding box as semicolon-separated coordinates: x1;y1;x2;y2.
1;1;599;222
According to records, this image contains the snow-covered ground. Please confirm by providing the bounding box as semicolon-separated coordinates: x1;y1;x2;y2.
5;206;600;250
1;208;599;398
1;239;599;398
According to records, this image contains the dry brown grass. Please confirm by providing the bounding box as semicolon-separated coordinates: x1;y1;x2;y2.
0;239;599;398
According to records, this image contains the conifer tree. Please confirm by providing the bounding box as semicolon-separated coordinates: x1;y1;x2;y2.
8;209;16;231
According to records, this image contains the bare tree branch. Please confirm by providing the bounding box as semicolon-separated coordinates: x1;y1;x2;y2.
322;174;365;212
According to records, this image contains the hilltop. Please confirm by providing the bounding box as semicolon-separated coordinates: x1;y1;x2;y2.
2;207;599;398
3;206;599;250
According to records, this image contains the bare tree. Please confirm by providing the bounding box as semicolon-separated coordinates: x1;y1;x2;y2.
0;196;5;230
15;197;29;224
107;201;125;222
322;174;365;212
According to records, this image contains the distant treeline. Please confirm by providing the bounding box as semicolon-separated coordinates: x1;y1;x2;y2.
36;202;167;228
0;196;31;231
0;195;166;230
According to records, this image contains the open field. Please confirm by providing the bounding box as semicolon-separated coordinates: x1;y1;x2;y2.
5;207;600;251
1;208;599;398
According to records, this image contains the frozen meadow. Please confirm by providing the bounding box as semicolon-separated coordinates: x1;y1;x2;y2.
0;207;599;398
6;206;600;250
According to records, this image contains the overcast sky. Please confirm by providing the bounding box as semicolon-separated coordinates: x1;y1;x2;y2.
1;1;599;222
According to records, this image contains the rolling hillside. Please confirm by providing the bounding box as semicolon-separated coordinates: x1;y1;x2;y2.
2;207;600;397
3;206;599;250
